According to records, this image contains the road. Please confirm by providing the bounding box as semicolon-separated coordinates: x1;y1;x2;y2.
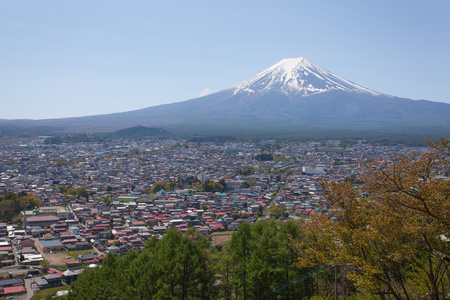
12;239;19;268
16;278;34;300
0;266;27;276
264;175;290;218
67;203;103;256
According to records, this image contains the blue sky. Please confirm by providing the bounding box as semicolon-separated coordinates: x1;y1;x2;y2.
1;0;449;119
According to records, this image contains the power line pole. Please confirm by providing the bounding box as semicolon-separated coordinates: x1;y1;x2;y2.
334;264;337;300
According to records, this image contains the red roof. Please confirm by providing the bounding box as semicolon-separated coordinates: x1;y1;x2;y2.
96;256;106;262
1;260;14;264
84;259;97;264
1;285;26;295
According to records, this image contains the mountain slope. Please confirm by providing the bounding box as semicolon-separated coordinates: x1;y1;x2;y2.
1;57;449;137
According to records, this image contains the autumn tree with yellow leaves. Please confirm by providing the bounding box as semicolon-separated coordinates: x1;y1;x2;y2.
294;139;450;299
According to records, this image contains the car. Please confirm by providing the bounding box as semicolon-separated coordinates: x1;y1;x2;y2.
66;256;71;259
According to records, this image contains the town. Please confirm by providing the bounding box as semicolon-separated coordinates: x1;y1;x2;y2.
0;137;430;298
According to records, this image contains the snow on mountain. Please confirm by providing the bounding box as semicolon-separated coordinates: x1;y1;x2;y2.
230;57;381;97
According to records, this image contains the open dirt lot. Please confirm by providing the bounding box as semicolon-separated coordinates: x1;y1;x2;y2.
211;233;232;245
42;249;95;266
42;252;69;266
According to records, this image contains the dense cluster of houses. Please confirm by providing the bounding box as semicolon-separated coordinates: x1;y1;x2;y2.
0;138;434;295
0;138;427;199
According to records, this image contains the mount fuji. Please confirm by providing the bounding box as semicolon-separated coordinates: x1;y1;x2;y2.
230;57;381;97
2;57;450;137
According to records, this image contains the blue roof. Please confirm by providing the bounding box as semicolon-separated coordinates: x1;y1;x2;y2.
39;239;63;247
0;278;24;287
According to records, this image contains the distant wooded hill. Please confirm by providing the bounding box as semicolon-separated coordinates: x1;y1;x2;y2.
112;125;169;138
43;125;169;144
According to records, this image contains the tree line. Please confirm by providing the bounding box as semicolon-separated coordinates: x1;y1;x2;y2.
0;191;40;223
68;220;314;300
150;179;225;194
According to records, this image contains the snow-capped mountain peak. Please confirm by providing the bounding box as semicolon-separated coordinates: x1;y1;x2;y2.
230;57;381;97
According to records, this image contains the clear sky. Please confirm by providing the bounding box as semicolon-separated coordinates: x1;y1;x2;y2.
1;0;449;120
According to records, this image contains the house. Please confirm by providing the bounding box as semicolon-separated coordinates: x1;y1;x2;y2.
77;254;98;263
152;226;167;234
1;260;14;267
228;222;240;231
35;273;62;289
62;269;83;285
36;239;65;252
75;241;91;250
198;227;209;236
106;245;120;255
118;245;132;255
0;285;26;297
223;216;234;224
21;253;44;265
23;215;60;227
0;279;24;288
0;279;25;297
0;223;7;237
0;246;12;254
18;239;36;249
66;260;82;268
64;244;76;251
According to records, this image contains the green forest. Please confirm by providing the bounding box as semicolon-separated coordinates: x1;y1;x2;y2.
0;191;40;222
64;139;450;299
68;221;314;300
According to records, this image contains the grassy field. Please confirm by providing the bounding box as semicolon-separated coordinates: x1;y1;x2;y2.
32;285;71;300
64;249;94;259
